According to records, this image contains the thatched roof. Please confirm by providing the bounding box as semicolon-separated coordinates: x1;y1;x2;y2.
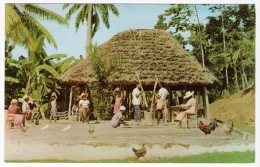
60;29;217;87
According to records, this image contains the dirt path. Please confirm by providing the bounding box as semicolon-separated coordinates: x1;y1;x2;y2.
4;118;254;161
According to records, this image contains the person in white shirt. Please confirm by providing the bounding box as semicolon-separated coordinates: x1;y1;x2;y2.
132;83;143;122
155;82;169;125
111;106;130;128
79;92;90;123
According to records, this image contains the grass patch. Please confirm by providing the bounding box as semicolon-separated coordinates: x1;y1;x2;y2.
5;150;255;163
234;122;255;135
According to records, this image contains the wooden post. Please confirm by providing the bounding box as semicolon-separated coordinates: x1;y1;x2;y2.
150;78;158;117
68;86;73;120
135;72;148;108
203;86;210;118
168;86;172;122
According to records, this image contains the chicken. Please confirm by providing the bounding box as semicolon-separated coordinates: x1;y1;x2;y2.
222;121;233;139
209;118;220;131
133;144;147;159
198;120;212;137
89;125;94;135
20;126;28;133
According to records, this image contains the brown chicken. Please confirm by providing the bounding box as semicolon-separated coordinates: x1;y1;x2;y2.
222;121;233;139
89;125;94;135
198;120;212;137
133;144;147;159
20;126;28;133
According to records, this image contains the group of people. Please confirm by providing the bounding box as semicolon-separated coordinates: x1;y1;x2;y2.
7;95;40;127
6;92;59;127
110;81;197;129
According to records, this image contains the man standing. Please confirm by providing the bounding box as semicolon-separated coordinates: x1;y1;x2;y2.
132;83;143;123
156;82;169;125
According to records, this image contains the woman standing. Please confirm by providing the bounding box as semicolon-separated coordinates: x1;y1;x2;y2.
113;89;122;114
175;91;196;129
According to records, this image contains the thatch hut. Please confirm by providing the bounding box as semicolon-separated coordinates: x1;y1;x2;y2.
60;29;218;121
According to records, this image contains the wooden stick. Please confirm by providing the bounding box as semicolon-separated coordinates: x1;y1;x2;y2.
150;78;158;113
135;72;148;108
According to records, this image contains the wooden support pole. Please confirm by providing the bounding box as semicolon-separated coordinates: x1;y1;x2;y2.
135;72;148;108
68;86;73;119
203;86;210;119
167;86;172;122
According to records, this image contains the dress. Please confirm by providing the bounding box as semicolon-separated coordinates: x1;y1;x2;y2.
113;96;122;114
50;100;57;118
175;97;196;121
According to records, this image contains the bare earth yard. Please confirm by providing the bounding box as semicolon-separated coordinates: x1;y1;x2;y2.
4;117;254;161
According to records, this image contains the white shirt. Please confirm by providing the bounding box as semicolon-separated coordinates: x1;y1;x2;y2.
79;99;90;107
132;87;141;105
111;112;123;126
158;87;169;101
22;101;29;112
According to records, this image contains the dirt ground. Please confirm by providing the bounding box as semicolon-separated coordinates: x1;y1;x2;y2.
4;89;256;161
4;118;254;161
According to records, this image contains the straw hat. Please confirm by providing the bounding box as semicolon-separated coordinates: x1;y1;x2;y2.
184;91;194;99
120;106;126;111
11;99;18;105
23;95;30;100
80;92;88;99
114;87;120;92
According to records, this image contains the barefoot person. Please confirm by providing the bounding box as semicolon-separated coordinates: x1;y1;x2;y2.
155;82;169;125
50;92;58;124
111;106;130;128
175;91;196;128
79;92;90;123
132;84;143;123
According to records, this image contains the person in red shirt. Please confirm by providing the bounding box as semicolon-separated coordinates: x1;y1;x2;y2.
7;99;24;127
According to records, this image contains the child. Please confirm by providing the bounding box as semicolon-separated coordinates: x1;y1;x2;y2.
50;92;57;124
113;92;122;114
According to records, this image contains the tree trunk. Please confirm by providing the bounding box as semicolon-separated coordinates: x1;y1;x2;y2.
86;4;93;58
233;63;239;91
221;7;229;89
242;65;248;87
194;5;205;68
239;67;246;90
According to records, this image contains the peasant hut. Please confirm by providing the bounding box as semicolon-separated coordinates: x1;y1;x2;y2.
60;29;218;121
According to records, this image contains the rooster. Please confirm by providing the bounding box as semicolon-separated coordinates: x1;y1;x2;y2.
209;118;223;131
20;126;28;134
222;121;233;140
133;144;147;160
198;120;212;137
89;125;94;136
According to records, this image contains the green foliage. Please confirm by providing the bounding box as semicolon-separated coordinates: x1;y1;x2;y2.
87;44;122;119
155;4;255;102
221;89;230;98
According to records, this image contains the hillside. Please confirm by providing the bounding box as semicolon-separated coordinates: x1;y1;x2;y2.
210;89;255;125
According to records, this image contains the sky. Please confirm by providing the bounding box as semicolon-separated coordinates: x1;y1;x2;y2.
9;3;216;60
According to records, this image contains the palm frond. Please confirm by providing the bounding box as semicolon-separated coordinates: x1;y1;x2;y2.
34;64;60;78
5;76;20;83
24;4;68;26
43;54;67;62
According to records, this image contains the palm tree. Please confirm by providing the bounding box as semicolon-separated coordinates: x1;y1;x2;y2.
62;4;119;58
5;4;68;50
